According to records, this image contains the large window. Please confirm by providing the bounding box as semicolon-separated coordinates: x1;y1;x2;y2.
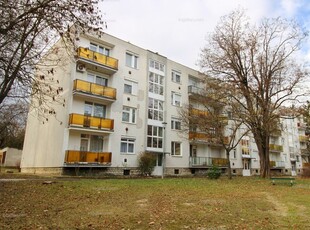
171;92;181;106
122;106;136;124
90;43;110;56
172;70;181;84
149;60;165;72
148;98;163;121
80;134;104;152
149;72;164;95
84;102;106;118
87;73;108;86
171;118;181;130
126;52;138;69
147;125;163;148
171;142;181;156
124;79;138;95
120;138;135;154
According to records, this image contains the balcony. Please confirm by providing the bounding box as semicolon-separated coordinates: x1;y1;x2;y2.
270;161;285;168
64;150;112;166
73;79;116;102
69;114;114;132
189;157;228;167
189;131;229;146
297;122;307;130
269;144;283;152
270;129;282;137
190;108;208;117
77;47;118;74
188;85;204;96
299;135;309;143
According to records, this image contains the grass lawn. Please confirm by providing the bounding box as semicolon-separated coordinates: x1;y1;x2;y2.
1;174;310;229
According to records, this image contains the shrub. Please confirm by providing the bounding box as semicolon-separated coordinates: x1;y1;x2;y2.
207;165;221;179
137;152;156;176
302;166;310;178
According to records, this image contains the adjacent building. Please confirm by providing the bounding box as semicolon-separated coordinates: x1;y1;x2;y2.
21;30;309;176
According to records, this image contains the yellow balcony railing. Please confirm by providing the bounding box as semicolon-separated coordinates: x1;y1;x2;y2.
65;150;112;164
190;108;208;117
189;132;229;145
303;163;310;168
299;135;309;142
69;114;114;131
269;144;283;152
73;79;116;100
77;47;118;70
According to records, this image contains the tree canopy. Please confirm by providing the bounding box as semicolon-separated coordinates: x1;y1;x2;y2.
200;9;309;178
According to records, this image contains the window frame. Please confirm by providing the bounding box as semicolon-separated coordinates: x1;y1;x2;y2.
124;79;138;95
90;42;110;56
148;98;164;121
120;138;135;154
126;52;138;69
122;106;136;124
171;92;181;107
171;118;181;130
147;125;163;148
171;141;182;156
149;72;164;96
172;70;181;84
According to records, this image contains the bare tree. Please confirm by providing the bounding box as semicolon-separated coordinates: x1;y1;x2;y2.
180;77;248;179
200;9;309;178
0;0;104;110
0;101;28;149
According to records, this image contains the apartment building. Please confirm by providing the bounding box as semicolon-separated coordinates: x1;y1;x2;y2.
21;30;309;176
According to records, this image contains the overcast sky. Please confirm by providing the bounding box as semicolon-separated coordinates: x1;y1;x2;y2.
100;0;310;70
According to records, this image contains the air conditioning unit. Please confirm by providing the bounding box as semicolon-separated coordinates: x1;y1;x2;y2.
77;64;86;72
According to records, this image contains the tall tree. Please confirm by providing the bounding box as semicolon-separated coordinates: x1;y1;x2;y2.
200;10;309;178
180;78;248;179
0;0;104;108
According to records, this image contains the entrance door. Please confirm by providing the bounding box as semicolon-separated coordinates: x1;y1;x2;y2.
242;159;251;176
291;162;297;176
152;153;163;176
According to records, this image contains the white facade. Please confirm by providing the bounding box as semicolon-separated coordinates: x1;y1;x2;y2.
21;31;309;176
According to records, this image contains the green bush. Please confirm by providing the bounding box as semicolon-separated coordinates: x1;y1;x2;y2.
137;152;156;176
207;165;221;179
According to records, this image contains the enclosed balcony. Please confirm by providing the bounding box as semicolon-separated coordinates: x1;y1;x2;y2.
189;157;228;168
73;79;116;102
269;144;283;153
270;161;285;168
64;150;112;166
69;114;114;133
77;47;118;74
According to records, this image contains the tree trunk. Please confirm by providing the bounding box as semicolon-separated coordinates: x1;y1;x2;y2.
255;134;270;178
226;149;232;179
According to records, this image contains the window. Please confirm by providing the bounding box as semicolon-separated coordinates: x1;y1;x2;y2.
80;134;104;152
172;71;181;83
126;52;138;68
171;92;181;106
124;80;138;95
149;60;165;72
147;125;163;148
84;102;106;118
148;98;163;121
149;72;164;95
122;106;136;123
87;73;108;86
90;43;110;56
171;118;181;130
120;138;135;154
171;142;181;156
